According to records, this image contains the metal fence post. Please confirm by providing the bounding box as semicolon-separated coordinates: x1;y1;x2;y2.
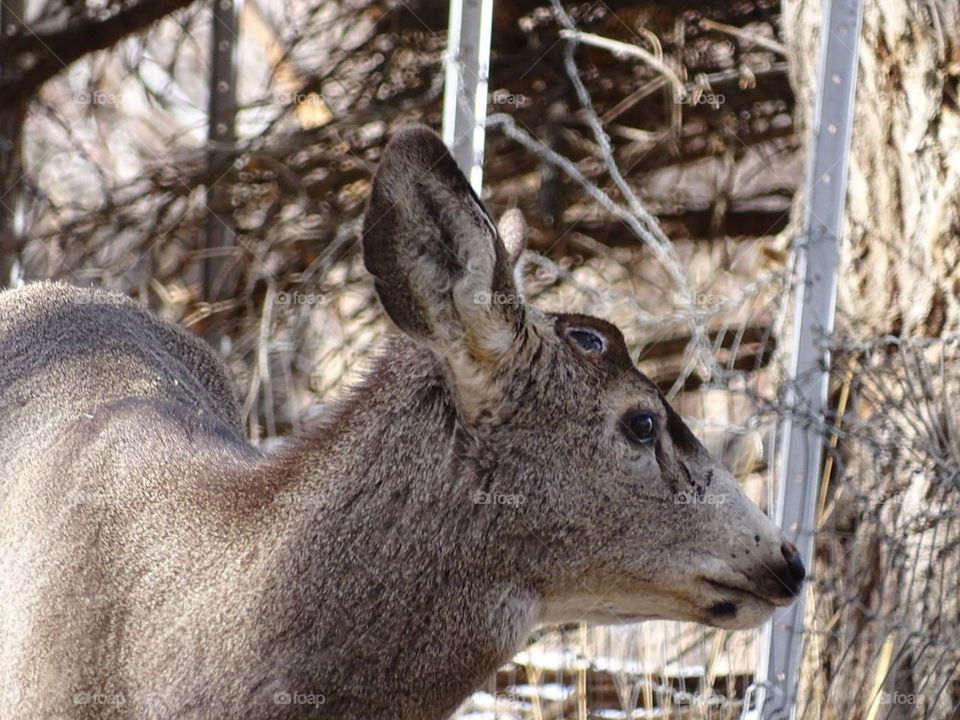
204;0;244;305
442;0;493;191
749;0;864;718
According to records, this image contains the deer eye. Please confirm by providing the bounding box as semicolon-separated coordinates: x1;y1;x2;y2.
622;410;658;445
568;327;605;354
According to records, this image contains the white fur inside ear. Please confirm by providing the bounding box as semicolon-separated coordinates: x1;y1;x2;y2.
452;227;498;330
497;209;528;294
443;206;527;401
498;209;526;261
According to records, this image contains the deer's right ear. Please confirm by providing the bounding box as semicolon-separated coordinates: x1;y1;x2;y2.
363;126;527;363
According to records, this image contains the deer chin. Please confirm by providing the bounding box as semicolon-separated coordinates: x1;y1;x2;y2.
696;578;786;630
539;580;785;631
539;589;708;627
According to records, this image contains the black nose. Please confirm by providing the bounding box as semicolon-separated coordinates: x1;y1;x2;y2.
778;541;805;595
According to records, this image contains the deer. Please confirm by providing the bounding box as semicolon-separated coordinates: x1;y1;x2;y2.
0;125;804;720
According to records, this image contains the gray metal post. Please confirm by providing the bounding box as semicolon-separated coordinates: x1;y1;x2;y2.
749;0;864;718
204;0;243;304
442;0;493;191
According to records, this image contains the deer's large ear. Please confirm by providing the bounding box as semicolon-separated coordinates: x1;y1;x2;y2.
363;126;526;364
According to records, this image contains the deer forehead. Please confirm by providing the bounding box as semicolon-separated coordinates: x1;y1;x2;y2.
466;310;664;428
545;313;660;400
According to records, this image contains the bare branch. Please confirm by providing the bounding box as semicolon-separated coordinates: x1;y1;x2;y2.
0;0;196;105
558;28;687;100
700;18;788;57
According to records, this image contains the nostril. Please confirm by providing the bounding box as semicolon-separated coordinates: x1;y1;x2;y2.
781;542;806;585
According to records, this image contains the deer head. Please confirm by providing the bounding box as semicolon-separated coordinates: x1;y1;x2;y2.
363;125;804;632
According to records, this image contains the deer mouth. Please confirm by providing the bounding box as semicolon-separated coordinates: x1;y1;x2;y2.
704;578;792;608
692;578;787;629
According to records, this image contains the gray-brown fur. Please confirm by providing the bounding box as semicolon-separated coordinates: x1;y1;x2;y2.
0;126;803;720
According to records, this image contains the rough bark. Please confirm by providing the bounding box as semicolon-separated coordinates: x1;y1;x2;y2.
782;1;960;717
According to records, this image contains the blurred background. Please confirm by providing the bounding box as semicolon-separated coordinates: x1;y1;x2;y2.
1;0;958;717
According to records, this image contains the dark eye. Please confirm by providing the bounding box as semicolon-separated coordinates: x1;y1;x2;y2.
568;327;605;354
622;410;658;445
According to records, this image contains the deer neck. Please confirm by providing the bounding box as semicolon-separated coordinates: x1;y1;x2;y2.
255;336;540;717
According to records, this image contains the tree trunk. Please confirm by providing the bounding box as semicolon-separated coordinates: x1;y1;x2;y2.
782;1;960;717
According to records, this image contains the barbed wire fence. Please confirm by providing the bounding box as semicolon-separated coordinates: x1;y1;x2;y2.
2;0;958;718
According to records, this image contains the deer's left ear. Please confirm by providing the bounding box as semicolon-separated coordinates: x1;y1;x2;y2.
362;125;527;366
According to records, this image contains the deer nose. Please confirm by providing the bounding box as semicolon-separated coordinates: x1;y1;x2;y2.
776;541;805;596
